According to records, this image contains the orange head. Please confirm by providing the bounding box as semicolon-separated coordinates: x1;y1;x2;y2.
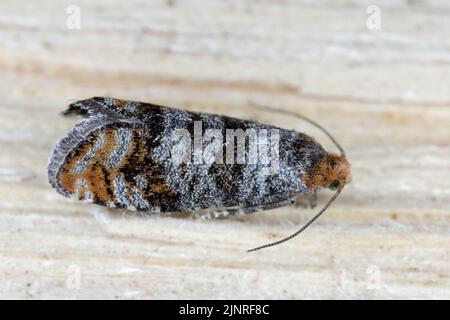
323;153;351;190
305;152;351;191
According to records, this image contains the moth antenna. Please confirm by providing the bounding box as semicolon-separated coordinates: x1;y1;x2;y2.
247;186;343;252
250;102;345;156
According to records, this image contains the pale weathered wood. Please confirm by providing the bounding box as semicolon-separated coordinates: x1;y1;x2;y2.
0;0;449;299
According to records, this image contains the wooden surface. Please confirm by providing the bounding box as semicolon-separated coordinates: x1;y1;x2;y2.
1;0;449;299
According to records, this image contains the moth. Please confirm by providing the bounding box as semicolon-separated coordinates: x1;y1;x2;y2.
48;97;351;251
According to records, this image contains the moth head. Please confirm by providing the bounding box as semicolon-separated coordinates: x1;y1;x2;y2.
324;153;351;190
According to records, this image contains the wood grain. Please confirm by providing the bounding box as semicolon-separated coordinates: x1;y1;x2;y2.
0;0;449;299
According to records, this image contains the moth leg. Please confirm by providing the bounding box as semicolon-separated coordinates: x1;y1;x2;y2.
203;198;295;219
295;190;317;209
308;190;317;208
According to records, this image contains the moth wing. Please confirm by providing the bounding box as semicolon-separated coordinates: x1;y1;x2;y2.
49;116;182;211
